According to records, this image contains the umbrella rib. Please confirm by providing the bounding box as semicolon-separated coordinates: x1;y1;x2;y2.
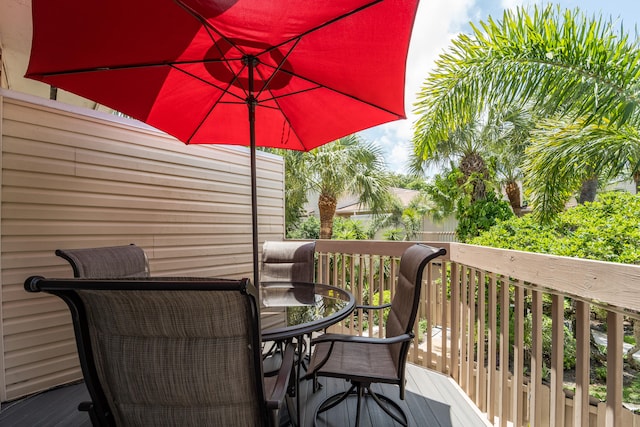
261;0;384;57
173;0;249;58
175;0;251;99
28;58;239;78
169;64;246;104
260;64;406;119
255;38;301;100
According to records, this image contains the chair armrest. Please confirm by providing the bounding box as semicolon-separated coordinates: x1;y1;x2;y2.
311;332;413;346
355;303;391;310
265;343;295;410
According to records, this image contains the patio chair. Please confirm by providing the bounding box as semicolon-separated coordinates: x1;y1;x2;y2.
261;240;315;284
55;244;149;278
261;241;316;366
23;276;294;427
306;243;447;427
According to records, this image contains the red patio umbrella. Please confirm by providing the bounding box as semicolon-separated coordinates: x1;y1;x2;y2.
25;0;420;288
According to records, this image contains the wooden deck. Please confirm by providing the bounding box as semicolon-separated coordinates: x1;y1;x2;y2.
0;363;489;427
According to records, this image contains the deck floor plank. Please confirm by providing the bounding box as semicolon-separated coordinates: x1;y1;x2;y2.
0;364;490;426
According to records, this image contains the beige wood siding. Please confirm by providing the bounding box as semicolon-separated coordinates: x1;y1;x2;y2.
0;89;285;401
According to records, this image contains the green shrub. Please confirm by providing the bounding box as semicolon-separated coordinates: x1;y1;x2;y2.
372;290;391;326
456;192;514;242
471;191;640;264
522;313;576;375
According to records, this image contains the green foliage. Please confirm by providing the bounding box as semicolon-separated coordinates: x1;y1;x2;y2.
383;228;403;241
423;168;463;221
287;216;319;239
413;4;640;221
331;217;369;240
456;191;514;242
389;172;430;191
623;376;640;404
372;290;391;326
414;5;640;154
418;318;428;342
471;191;640;264
522;313;577;373
288;216;372;240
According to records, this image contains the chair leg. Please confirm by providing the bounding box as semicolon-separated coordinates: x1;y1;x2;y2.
313;382;408;427
366;386;407;426
355;385;364;427
313;383;357;426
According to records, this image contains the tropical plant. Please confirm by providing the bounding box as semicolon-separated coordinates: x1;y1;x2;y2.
524;117;640;221
412;117;493;203
470;191;640;264
413;5;640;221
301;135;392;239
331;217;369;240
260;148;310;234
456;190;514;242
286;216;320;239
369;191;431;241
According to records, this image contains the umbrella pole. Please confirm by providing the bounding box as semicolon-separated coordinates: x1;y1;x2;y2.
246;56;260;290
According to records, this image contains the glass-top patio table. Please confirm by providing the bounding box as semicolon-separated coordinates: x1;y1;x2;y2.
260;281;356;341
260;281;355;426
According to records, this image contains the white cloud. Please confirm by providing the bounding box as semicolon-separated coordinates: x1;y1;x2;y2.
364;0;476;174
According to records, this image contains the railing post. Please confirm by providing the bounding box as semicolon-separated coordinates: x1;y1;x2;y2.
550;294;565;427
513;283;525;427
530;289;543;427
476;271;487;413
488;272;498;422
574;300;590;427
606;312;623;427
450;262;459;380
499;278;509;427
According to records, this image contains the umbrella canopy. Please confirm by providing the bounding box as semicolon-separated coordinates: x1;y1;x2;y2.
26;0;420;287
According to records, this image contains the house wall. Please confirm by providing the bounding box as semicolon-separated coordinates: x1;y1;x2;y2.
0;89;285;401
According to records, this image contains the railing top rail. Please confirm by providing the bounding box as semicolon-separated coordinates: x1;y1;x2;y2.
306;239;640;314
451;243;640;314
313;240;451;259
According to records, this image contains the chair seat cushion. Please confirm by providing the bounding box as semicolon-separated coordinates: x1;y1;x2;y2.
308;340;399;384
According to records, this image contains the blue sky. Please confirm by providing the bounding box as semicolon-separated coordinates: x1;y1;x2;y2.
363;0;640;174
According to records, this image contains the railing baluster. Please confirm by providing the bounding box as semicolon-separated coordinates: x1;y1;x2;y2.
530;287;543;427
450;262;460;379
551;294;565;427
460;265;468;390
439;261;447;373
466;268;476;398
513;282;525;427
606;311;623;427
488;272;498;422
426;261;435;369
476;270;487;412
499;277;509;427
574;300;591;426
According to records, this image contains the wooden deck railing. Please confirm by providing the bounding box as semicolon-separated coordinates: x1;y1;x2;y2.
313;240;640;427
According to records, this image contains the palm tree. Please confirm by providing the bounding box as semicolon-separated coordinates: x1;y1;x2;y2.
524;117;640;221
413;5;640;220
291;135;392;239
411;117;492;203
491;106;536;215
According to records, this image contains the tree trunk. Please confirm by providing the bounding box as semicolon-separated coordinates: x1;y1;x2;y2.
460;152;489;202
318;193;337;239
578;177;598;204
633;170;640;195
505;180;522;216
